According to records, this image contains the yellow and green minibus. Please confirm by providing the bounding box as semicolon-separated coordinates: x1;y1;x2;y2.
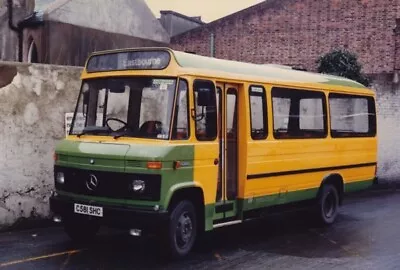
50;47;377;258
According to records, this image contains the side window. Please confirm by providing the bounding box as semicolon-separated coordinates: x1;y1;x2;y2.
272;87;327;139
172;79;189;140
226;88;238;137
249;86;267;139
299;98;324;131
272;96;290;132
193;80;217;141
329;93;376;137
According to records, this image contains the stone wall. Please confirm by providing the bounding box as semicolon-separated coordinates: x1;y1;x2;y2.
0;61;82;229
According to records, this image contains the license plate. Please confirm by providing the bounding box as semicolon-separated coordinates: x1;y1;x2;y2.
74;203;103;217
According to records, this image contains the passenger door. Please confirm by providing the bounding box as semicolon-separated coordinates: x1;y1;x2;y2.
214;83;240;226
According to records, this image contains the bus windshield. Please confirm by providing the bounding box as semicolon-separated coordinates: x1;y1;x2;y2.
69;77;177;140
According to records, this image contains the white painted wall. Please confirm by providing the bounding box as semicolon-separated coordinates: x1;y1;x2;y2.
0;61;82;229
371;77;400;182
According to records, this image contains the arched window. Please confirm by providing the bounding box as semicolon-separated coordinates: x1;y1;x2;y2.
28;40;38;63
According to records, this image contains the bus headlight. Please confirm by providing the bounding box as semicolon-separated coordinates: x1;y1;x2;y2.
132;180;146;193
56;172;65;184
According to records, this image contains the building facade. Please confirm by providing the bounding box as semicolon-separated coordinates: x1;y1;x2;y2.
1;0;171;66
158;10;204;37
0;0;34;61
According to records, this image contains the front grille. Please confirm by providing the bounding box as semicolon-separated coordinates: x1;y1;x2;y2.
126;160;142;168
54;166;161;201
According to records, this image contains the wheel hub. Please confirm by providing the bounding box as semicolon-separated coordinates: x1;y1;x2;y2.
176;212;193;248
324;191;336;218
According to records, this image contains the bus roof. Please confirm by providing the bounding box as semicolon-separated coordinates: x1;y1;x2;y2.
171;50;369;90
85;47;372;92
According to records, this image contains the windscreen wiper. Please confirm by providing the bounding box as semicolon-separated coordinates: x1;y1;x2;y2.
113;133;125;139
113;129;134;139
77;126;110;137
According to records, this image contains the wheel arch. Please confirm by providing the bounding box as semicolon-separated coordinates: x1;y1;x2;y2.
166;183;206;233
318;173;344;205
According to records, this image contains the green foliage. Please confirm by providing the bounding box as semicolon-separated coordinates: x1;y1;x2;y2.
316;48;370;87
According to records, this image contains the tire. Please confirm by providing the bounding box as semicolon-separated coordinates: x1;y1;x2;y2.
63;217;100;244
163;200;197;259
316;184;340;225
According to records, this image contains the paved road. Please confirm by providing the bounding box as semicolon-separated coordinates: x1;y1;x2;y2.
1;188;400;269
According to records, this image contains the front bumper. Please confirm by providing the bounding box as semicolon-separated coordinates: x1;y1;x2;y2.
49;194;169;232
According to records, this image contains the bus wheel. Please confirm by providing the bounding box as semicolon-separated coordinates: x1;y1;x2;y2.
64;217;100;244
317;184;339;225
165;200;197;259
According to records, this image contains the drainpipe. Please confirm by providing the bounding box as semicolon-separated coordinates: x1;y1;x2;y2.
393;19;400;84
7;0;23;62
210;32;215;57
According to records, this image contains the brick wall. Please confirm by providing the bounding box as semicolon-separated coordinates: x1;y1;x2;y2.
172;0;400;74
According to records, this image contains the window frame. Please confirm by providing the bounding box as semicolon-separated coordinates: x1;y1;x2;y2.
226;87;238;137
271;87;328;140
171;78;190;140
328;93;376;138
193;79;218;141
249;85;268;140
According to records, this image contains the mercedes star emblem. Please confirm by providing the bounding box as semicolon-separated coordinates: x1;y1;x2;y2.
86;174;99;191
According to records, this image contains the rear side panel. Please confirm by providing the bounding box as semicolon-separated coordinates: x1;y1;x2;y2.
245;137;376;211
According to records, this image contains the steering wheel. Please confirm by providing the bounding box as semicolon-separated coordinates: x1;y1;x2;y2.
106;118;128;132
139;121;164;137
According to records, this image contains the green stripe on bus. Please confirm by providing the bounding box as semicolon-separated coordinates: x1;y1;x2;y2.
344;179;374;193
241;179;374;211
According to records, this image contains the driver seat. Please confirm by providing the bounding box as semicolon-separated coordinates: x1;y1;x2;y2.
139;121;162;137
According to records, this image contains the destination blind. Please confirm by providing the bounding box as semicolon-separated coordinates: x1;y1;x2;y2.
86;50;171;72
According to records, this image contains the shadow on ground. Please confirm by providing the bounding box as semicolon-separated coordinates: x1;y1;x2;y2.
3;189;399;269
62;197;373;269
